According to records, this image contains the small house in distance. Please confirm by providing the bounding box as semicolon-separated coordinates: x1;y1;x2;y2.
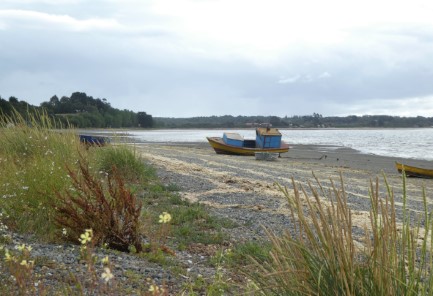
255;128;282;148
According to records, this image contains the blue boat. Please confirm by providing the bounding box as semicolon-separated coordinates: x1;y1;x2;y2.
79;134;110;146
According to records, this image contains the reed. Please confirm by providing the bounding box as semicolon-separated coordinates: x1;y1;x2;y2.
245;173;433;295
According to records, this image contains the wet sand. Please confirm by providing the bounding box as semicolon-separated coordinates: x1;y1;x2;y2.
135;142;433;242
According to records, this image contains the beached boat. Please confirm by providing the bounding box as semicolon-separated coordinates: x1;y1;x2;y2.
79;134;110;146
395;162;433;178
206;128;289;156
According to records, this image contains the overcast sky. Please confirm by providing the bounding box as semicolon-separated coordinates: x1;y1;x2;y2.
1;0;433;117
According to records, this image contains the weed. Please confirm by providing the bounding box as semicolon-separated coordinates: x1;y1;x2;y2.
54;159;143;252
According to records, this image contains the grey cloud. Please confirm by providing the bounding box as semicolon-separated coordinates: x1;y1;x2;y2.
1;2;433;117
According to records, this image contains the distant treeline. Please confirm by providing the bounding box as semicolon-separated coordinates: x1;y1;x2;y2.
2;94;432;129
0;92;154;128
154;113;433;128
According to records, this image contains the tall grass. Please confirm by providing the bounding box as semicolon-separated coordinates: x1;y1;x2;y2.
0;110;84;240
246;174;433;295
93;144;155;184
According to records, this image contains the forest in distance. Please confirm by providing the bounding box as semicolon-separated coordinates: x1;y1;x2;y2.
1;92;433;129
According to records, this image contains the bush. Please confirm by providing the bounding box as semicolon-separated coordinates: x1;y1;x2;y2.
54;159;143;252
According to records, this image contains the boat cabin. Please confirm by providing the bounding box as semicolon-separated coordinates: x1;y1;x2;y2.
255;128;282;148
222;128;283;149
223;132;244;147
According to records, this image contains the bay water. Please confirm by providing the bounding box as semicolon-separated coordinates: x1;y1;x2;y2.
99;128;433;161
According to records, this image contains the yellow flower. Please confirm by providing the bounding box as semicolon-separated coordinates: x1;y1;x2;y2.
149;284;160;292
79;229;93;244
101;256;109;265
4;249;14;262
20;260;28;266
17;244;26;251
101;267;114;283
26;245;32;252
158;212;172;224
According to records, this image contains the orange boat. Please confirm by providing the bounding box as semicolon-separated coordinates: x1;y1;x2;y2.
206;128;289;156
395;162;433;179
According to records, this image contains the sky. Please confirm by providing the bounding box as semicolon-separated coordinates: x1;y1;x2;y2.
1;0;433;117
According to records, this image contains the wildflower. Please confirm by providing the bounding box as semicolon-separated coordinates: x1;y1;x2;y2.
149;284;161;293
4;249;14;262
62;228;67;236
20;260;29;267
101;267;114;283
101;256;109;265
26;245;32;252
79;229;93;245
16;244;26;251
158;212;172;224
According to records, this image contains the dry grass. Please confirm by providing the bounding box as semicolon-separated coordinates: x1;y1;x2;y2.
245;173;433;295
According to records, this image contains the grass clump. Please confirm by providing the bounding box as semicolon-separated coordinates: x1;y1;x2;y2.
245;174;433;295
227;241;272;267
93;145;155;183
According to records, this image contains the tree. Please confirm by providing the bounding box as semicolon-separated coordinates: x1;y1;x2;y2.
137;112;153;128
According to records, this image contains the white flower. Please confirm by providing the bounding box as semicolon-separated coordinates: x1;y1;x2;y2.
101;267;114;283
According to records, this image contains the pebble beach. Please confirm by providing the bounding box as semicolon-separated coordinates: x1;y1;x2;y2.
3;142;433;293
139;142;433;239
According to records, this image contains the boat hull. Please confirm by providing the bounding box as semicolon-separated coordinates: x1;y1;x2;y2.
395;162;433;179
206;137;289;156
79;134;110;146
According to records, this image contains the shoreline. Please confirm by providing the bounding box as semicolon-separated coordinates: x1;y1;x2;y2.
143;141;433;175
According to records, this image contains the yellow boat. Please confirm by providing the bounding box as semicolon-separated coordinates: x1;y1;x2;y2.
395;162;433;179
206;128;290;156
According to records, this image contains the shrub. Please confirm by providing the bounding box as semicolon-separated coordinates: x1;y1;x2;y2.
54;158;143;252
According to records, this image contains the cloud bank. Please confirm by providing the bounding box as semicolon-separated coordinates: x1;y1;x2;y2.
1;0;433;117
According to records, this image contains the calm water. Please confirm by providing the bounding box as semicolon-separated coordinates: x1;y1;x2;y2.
106;128;433;161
